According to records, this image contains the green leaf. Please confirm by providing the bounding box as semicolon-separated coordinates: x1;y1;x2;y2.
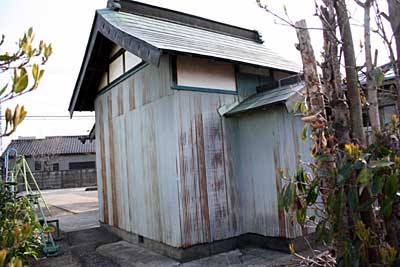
13;68;28;93
381;198;393;218
0;54;12;61
314;154;334;162
357;168;371;185
384;174;398;200
0;84;7;96
32;64;38;80
296;208;306;225
348;187;358;211
293;101;300;113
371;174;384;196
282;183;295;212
301;123;309;142
300;102;306;113
306;188;318;205
358;198;376;212
38;69;45;80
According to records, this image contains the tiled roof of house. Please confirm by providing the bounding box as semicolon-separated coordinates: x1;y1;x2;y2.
2;136;95;158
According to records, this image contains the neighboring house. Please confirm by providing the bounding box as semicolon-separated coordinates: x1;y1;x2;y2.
69;0;311;260
368;63;398;125
1;136;96;189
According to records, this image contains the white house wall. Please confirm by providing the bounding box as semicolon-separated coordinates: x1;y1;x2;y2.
95;55;182;247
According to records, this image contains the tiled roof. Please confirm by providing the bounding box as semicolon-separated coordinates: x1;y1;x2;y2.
2;136;95;158
99;9;301;72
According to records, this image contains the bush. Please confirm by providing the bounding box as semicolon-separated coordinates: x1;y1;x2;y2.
0;181;42;266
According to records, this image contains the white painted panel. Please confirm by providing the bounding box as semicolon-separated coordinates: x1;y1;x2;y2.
125;52;142;71
177;56;236;91
109;55;124;82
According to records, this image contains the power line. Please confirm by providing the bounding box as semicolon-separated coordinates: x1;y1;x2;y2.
0;115;94;118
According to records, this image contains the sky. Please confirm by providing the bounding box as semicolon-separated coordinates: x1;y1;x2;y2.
0;0;393;152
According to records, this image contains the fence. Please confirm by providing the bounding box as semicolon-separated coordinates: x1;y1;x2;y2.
16;169;97;191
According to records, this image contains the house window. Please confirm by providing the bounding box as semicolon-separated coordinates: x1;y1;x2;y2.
98;49;143;91
34;161;41;171
53;163;59;171
69;161;96;170
175;55;236;93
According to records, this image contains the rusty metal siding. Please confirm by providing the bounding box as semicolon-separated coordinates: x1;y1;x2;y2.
94;53;309;249
233;106;311;239
175;91;240;246
95;55;182;247
95;99;107;223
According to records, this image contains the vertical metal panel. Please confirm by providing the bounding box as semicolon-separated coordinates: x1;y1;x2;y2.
107;94;119;227
96;55;181;247
175;91;239;246
95;98;107;223
102;92;114;226
233;106;311;239
94;52;309;248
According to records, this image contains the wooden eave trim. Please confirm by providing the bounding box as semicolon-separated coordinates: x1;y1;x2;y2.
69;9;162;115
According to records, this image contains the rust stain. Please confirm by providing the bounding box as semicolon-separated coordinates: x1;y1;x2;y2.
195;113;211;242
99;103;109;224
108;94;119;228
177;104;191;246
129;79;135;110
124;116;133;227
117;86;123;115
142;72;149;105
274;142;286;237
148;110;163;241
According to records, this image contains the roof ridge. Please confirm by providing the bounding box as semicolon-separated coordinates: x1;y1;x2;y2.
117;0;263;43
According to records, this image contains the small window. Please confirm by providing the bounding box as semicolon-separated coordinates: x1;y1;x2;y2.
35;161;41;171
53;163;59;171
69;161;96;170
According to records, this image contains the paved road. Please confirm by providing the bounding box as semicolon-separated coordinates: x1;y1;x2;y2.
34;188;300;266
41;187;100;232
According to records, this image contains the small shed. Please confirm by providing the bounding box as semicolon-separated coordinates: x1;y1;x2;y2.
69;0;310;260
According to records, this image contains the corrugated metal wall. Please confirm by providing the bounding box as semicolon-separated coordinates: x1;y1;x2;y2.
175;91;239;247
95;56;182;246
233;106;311;239
95;54;310;248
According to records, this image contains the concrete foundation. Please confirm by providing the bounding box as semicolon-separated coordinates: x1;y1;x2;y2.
100;222;315;262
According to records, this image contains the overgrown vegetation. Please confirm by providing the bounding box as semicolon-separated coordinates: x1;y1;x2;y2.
281;115;400;266
258;0;400;266
0;181;43;267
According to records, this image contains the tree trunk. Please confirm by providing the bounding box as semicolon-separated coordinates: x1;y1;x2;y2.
295;20;325;115
334;0;366;145
387;0;400;113
320;0;351;146
363;0;380;135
